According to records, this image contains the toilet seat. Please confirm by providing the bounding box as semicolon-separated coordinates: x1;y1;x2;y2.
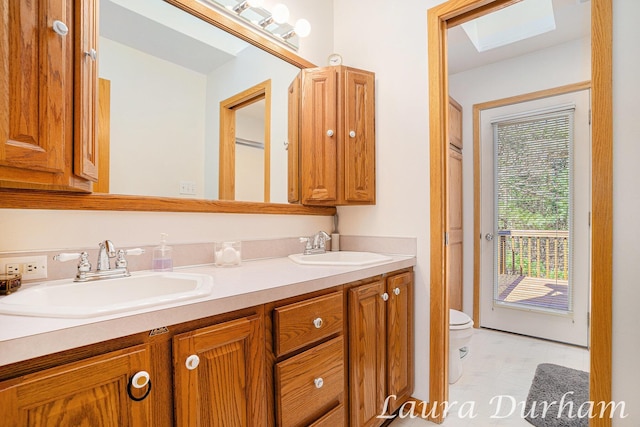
450;309;473;330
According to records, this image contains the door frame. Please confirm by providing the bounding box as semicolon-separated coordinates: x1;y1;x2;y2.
219;80;272;202
473;81;591;340
427;1;612;425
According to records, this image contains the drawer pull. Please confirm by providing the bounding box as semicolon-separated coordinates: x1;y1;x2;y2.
313;317;323;329
394;287;401;296
381;292;389;301
314;377;324;389
185;354;200;370
326;129;334;137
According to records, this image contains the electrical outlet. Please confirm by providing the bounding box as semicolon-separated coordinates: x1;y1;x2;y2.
179;180;197;195
0;255;48;280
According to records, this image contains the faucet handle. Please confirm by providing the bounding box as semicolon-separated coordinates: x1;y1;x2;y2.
54;251;91;277
115;248;145;268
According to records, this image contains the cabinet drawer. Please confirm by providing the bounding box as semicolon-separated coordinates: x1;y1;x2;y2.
309;403;345;427
275;336;344;427
274;291;343;356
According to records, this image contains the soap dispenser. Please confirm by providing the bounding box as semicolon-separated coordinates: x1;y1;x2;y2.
152;233;173;272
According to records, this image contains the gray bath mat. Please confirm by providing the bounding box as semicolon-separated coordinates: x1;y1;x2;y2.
524;363;589;427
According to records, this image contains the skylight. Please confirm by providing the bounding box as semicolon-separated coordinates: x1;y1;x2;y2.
461;0;556;52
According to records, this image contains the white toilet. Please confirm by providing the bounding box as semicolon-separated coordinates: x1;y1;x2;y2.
449;309;474;384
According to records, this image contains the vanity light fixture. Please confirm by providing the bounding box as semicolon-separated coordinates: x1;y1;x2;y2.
204;0;310;50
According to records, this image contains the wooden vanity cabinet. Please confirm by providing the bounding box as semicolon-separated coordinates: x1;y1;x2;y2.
0;0;97;192
289;66;375;206
348;270;414;426
172;313;267;427
268;289;347;427
0;344;155;426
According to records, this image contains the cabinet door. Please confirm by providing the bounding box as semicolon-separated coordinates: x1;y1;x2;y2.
349;280;387;427
386;272;414;413
287;73;301;203
173;314;266;427
342;68;376;204
300;68;338;204
0;344;154;426
74;0;99;181
448;146;464;311
449;97;463;150
0;0;71;177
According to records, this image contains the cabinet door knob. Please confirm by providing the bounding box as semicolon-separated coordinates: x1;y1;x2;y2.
349;130;356;138
326;129;334;137
381;292;389;301
131;370;150;389
185;354;200;370
127;371;152;401
394;287;401;296
313;317;323;329
314;377;324;389
84;48;97;61
52;20;69;37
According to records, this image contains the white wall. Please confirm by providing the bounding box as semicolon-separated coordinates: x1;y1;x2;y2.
99;37;207;198
448;36;591;318
612;1;640;423
333;0;443;402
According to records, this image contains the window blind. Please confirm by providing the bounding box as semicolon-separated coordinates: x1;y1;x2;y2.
492;109;575;310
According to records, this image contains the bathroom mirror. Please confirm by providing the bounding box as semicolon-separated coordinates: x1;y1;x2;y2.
98;0;302;203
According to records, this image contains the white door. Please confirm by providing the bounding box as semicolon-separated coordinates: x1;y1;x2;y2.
479;89;590;347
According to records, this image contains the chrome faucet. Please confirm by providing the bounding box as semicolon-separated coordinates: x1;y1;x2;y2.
54;241;144;282
97;240;116;270
300;231;331;255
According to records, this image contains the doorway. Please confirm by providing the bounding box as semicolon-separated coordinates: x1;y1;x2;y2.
427;0;612;424
219;80;272;202
478;87;591;346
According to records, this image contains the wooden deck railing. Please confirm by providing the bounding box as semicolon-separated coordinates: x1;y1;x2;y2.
497;230;569;280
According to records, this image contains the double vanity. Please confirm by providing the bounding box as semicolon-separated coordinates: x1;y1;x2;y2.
0;250;415;426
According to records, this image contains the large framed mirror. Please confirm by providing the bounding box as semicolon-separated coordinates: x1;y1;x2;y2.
0;0;333;216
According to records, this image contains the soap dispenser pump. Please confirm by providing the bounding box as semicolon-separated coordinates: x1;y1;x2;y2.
152;233;173;272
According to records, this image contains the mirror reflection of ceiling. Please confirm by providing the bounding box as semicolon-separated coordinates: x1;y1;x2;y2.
448;0;591;74
101;0;248;73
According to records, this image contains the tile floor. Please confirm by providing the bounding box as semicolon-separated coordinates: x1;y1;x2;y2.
390;328;589;426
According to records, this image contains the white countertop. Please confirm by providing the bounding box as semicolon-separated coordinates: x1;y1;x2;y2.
0;254;415;366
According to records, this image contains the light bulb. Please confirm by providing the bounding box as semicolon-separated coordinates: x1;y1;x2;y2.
272;4;290;24
247;0;264;7
294;18;311;37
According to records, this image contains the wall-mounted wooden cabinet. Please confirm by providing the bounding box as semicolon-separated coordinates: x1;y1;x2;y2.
288;66;376;206
0;0;97;192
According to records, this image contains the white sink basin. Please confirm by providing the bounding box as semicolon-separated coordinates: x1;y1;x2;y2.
288;251;393;266
0;272;213;318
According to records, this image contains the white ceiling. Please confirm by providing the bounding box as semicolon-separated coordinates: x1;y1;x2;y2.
447;0;591;75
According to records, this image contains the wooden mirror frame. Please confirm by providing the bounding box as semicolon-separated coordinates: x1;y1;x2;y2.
428;0;612;424
0;0;335;216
